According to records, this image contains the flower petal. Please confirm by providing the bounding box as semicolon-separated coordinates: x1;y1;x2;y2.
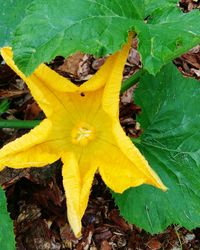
0;119;58;170
1;48;76;116
1;48;93;120
61;152;97;237
79;55;114;92
98;144;166;194
33;63;78;92
100;123;167;193
102;33;132;118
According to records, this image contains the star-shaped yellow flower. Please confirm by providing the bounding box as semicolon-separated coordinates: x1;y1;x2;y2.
0;35;166;237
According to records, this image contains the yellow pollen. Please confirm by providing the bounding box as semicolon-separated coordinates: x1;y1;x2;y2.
71;122;95;146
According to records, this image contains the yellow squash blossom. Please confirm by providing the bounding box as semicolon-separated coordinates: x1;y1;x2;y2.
0;35;166;237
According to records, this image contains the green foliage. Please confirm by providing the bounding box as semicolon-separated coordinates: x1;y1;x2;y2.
0;186;15;250
135;8;200;75
113;63;200;233
144;0;178;16
11;0;144;75
0;99;10;115
0;0;33;47
0;0;198;75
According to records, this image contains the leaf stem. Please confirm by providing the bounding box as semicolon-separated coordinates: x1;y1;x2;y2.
0;120;40;129
120;69;145;94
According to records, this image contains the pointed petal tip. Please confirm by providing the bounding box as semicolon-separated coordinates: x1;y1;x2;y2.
69;218;82;239
74;230;82;239
155;179;168;192
161;184;168;192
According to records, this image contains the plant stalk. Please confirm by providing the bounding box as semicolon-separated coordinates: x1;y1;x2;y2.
0;120;40;129
120;68;145;94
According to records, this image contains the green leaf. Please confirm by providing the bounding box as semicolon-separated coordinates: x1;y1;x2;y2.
0;99;10;115
10;0;200;75
0;186;15;250
136;8;200;75
144;0;178;16
12;0;144;75
0;0;33;48
113;63;200;233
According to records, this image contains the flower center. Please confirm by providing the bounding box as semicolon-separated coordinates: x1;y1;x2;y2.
71;122;95;146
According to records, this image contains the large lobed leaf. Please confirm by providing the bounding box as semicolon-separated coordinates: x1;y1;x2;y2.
113;63;200;233
11;0;143;75
2;0;198;75
0;0;33;47
0;186;15;250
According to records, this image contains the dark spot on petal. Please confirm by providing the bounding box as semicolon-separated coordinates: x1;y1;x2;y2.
80;92;85;97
